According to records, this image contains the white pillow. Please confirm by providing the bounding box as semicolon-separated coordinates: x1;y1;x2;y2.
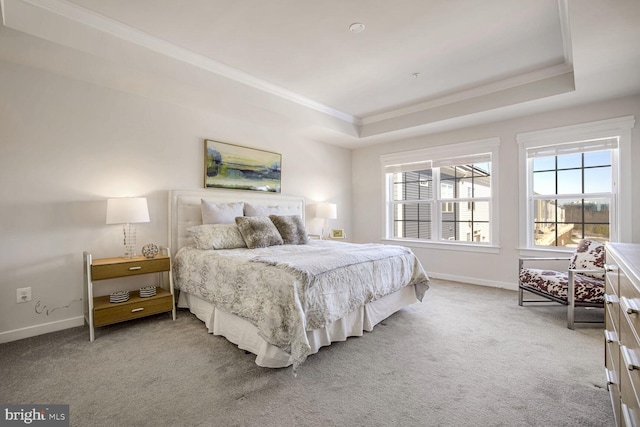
244;203;281;217
201;199;244;224
187;224;247;250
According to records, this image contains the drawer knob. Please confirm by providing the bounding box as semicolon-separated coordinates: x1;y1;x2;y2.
605;264;616;273
129;266;143;271
605;368;616;387
131;308;144;313
604;329;618;344
604;294;618;305
621;296;640;315
621;345;640;371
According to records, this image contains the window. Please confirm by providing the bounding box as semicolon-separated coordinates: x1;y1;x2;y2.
517;116;635;249
381;138;500;249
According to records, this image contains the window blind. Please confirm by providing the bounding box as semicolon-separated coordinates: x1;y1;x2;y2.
526;137;618;158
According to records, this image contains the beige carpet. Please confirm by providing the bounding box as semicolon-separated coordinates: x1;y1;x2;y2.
0;279;613;427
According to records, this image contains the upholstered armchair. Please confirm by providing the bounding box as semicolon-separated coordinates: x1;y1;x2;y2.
518;239;605;329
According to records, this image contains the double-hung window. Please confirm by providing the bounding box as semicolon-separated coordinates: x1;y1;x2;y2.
517;116;635;249
381;138;500;250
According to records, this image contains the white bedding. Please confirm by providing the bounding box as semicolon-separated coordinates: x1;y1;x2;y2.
173;240;429;371
177;284;420;368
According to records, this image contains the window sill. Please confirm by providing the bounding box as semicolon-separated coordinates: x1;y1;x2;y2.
382;238;500;254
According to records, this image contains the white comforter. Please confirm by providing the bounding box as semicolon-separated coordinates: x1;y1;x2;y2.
173;240;429;371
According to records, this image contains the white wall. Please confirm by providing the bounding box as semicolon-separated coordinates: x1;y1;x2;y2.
0;59;352;342
352;95;640;289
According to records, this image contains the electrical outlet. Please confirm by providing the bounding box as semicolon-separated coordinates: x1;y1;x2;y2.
17;287;31;304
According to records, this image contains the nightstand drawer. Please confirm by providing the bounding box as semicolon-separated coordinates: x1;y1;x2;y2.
91;256;170;280
93;290;173;327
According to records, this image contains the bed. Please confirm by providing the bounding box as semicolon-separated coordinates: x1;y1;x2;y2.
169;189;429;372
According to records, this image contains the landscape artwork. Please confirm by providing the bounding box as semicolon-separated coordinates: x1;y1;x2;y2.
204;140;281;192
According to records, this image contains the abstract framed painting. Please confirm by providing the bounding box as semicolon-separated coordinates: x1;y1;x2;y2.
204;140;281;192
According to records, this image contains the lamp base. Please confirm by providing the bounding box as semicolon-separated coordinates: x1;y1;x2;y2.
122;223;137;258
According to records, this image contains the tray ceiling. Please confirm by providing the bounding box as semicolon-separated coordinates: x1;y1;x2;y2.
1;0;638;148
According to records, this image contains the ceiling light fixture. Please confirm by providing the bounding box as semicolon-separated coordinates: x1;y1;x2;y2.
412;73;421;79
349;23;365;33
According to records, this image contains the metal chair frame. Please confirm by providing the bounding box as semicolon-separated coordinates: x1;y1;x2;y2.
518;257;605;329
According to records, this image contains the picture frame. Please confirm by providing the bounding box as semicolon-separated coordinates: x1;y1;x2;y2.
331;229;345;239
204;139;281;192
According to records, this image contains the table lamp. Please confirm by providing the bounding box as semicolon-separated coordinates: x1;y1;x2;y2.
106;197;150;258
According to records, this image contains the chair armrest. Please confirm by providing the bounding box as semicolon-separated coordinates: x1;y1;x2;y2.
568;268;605;274
520;257;571;262
519;257;571;271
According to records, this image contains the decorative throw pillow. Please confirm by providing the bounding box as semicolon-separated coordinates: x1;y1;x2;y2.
269;215;309;245
235;216;283;249
201;200;244;224
569;239;605;279
187;224;247;250
244;203;281;217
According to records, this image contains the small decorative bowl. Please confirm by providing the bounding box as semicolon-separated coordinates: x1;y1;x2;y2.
142;243;159;259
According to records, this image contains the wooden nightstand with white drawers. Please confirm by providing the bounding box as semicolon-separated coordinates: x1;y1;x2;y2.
83;250;176;341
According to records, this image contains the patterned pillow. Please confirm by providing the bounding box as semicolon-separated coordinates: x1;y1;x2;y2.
201;199;244;224
269;215;309;245
569;239;605;279
187;224;247;250
235;216;284;249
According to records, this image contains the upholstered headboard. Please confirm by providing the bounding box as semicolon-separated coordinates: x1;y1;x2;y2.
168;189;305;259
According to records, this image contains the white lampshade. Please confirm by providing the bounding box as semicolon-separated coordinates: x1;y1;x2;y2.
315;202;337;220
106;198;150;224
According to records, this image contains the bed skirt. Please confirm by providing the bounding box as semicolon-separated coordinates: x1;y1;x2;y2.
177;284;419;368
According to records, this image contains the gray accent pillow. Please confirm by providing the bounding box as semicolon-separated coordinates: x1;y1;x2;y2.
269;215;309;245
201;199;244;224
187;224;247;250
235;216;284;249
244;203;281;217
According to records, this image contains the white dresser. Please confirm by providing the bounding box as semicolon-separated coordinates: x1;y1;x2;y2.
605;243;640;426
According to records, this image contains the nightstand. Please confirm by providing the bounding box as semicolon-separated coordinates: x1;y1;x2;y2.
83;249;176;341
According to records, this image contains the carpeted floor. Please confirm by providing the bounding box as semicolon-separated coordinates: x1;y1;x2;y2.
0;279;613;427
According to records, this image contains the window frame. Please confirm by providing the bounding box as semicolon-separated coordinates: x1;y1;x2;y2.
517;115;635;253
381;138;500;253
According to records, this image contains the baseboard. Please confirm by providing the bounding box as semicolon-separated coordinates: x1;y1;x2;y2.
427;272;518;292
0;316;85;344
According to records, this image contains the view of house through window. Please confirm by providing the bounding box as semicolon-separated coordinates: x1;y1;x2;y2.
531;148;612;247
390;160;492;243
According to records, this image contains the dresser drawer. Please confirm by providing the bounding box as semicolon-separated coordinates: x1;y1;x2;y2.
607;330;621;380
606;260;620;296
93;290;173;327
618;315;640;407
607;375;621;427
606;293;620;337
91;256;170;280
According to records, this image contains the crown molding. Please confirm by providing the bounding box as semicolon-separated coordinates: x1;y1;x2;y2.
3;0;576;140
6;0;361;125
361;62;574;125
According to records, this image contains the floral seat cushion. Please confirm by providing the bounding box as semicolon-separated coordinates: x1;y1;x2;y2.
519;268;604;303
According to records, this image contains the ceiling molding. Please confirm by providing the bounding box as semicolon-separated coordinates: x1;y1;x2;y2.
5;0;361;125
558;0;573;65
1;0;580;142
361;63;574;126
